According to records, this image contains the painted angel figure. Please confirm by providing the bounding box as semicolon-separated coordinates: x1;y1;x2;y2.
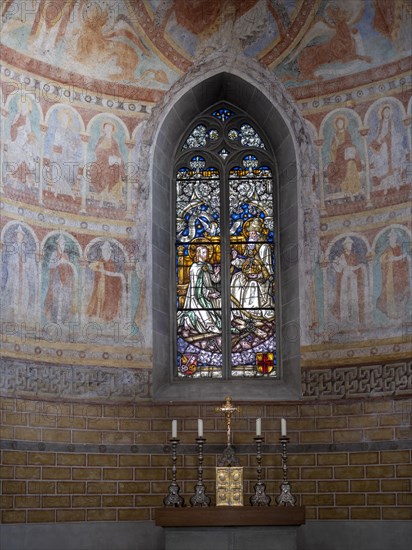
177;242;221;336
290;1;371;81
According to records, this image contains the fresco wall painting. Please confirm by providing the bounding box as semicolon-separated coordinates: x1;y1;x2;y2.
0;0;411;377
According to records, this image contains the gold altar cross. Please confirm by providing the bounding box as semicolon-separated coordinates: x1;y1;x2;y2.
215;396;240;447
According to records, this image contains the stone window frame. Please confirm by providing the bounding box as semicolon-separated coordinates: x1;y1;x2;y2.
142;62;308;402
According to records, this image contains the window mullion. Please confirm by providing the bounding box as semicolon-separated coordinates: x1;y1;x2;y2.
219;161;232;379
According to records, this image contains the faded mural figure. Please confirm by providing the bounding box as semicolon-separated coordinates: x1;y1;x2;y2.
1;225;38;323
369;104;408;194
326;114;363;199
86;241;125;322
332;236;368;326
89;122;125;204
71;2;152;82
296;2;371;81
373;0;412;53
28;0;77;53
44;235;78;324
5;97;38;187
44;108;82;198
376;229;411;320
177;242;221;336
230;218;275;320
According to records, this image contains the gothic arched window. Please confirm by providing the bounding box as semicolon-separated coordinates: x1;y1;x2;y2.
174;104;278;380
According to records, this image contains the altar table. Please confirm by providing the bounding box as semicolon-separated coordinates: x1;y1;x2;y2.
155;507;305;550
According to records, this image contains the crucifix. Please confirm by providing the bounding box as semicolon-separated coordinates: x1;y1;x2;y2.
215;396;243;506
215;395;240;448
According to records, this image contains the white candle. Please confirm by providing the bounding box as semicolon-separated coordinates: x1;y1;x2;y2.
281;418;287;437
172;419;177;439
198;418;203;437
256;418;261;436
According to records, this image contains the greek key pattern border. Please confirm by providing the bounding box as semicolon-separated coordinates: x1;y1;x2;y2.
302;362;412;399
0;359;152;401
1;359;411;402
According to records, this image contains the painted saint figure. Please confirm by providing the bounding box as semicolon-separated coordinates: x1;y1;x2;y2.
332;237;367;325
44;235;78;323
86;241;124;322
376;229;411;319
326;115;363;199
1;225;38;323
45;108;81;198
369;104;407;194
177;243;221;336
6;98;38;187
89;122;125;204
230;218;275;320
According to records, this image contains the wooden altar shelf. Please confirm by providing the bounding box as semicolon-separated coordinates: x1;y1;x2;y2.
155;506;305;527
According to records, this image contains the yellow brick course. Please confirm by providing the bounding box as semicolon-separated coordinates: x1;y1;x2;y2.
0;395;410;524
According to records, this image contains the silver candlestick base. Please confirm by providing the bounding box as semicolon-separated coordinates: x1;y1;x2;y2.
250;436;271;506
275;436;296;506
190;437;210;507
163;438;185;507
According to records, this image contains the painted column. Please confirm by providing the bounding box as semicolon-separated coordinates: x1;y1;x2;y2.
125;139;136;219
80;132;89;213
314;138;325;210
38;123;47;205
404;116;412;185
359;127;371;206
320;251;329;339
0;106;8;192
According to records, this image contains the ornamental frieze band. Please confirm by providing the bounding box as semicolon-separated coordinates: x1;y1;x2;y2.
302;362;412;399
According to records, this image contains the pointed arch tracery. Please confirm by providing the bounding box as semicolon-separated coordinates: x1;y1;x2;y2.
174;102;278;380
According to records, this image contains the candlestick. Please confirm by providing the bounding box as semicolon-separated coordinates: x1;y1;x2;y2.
281;418;287;437
190;436;211;507
163;437;184;507
275;436;296;506
256;418;261;437
172;419;177;439
197;418;203;438
250;435;271;506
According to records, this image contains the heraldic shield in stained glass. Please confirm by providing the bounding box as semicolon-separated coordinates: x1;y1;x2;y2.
175;105;277;379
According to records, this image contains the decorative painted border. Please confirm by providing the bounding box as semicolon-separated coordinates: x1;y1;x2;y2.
297;71;411;114
2;49;410;114
0;359;152;401
0;59;156;114
292;58;412;102
1;358;411;402
301;338;412;369
0;203;134;240
302;362;412;399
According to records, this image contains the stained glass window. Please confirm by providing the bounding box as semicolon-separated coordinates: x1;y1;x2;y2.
175;105;277;380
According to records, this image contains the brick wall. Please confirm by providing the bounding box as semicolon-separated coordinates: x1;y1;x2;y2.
1;397;411;523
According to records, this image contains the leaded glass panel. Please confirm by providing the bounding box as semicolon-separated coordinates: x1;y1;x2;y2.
212;107;234;121
182;125;219;149
175;105;277;380
228;124;266;149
